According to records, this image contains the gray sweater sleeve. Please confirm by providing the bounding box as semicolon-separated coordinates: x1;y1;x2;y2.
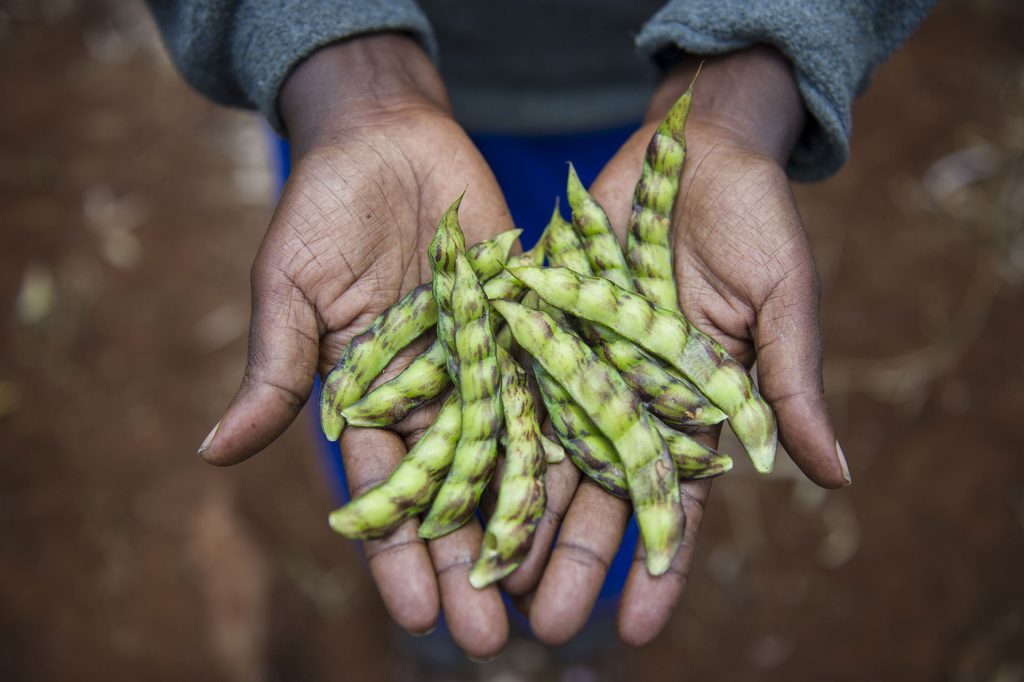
636;1;936;181
145;0;436;133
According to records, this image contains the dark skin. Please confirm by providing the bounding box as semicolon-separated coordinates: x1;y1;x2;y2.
196;33;850;656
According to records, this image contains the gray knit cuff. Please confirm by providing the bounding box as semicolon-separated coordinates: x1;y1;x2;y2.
230;0;437;134
636;1;934;181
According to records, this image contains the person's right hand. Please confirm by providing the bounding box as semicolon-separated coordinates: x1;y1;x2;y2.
522;48;851;647
193;34;521;658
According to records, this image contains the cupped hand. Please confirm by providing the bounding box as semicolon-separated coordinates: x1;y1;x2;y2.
524;47;851;647
195;35;517;658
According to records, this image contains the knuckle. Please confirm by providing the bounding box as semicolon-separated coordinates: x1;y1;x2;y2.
365;534;421;562
553;540;609;571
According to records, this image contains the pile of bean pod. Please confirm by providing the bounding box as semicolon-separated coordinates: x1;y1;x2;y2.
320;82;778;586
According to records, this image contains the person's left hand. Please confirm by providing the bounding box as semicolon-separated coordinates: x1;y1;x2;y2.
514;47;852;646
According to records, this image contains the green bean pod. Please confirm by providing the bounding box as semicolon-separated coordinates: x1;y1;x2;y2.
538;361;729;495
341;342;449;428
534;362;629;499
492;300;682;575
467;228;522;280
483;241;546;301
320;226;518;440
566;163;634;291
539;204;629;487
344;244;544;428
543;202;592;275
320;283;437;441
327;392;462;539
430;195;467;385
546;195;724;428
497;427;561;462
420;253;503;538
652;416;733;480
625;82;694;310
594;335;726;428
509;266;777;473
470;348;547;588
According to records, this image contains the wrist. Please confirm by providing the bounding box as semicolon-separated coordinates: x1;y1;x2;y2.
648;46;805;165
280;33;450;152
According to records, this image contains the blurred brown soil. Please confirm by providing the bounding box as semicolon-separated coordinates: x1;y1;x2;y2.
1;1;1023;680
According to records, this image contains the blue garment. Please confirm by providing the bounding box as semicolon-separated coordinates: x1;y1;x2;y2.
275;124;641;604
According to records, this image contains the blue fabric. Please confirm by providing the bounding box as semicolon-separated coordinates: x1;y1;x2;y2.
272;125;640;610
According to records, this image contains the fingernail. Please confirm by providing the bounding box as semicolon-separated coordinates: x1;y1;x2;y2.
835;439;851;486
198;420;220;456
466;654;497;664
410;625;436;638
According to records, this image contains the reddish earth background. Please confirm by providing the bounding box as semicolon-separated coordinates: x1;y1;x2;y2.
2;1;1023;680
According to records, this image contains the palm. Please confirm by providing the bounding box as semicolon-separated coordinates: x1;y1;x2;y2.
256;110;513;379
672;135;815;371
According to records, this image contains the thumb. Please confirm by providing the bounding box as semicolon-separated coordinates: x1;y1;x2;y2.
197;260;319;466
755;264;850;489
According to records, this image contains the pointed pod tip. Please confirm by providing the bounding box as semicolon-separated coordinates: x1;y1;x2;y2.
327;508;354;537
750;447;776;474
320;414;344;442
494;227;522;247
565;162;586;199
441;192;465;218
645;549;675;577
569;161;585;186
437;193;468;246
468;562;499;590
542;203;562;232
659;71;698;137
707;407;729;425
687;61;703;92
542;436;566;463
545;198;568;228
417;517;449;540
417;527;439;541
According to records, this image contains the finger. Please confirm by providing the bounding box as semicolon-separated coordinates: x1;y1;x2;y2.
500;457;581;596
428;522;509;659
617;479;711;647
341;426;440;635
198;258;319;466
529;480;631;645
756;265;849;488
